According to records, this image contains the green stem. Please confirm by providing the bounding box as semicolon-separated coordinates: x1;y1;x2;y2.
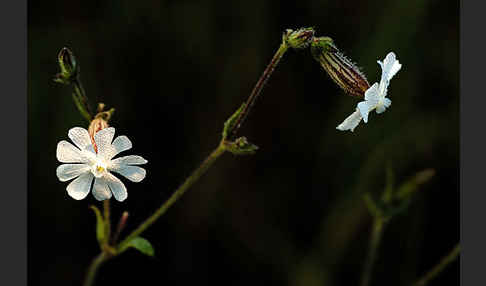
230;42;289;138
117;141;227;252
103;200;111;244
83;252;109;286
361;217;386;286
412;244;460;286
72;78;93;122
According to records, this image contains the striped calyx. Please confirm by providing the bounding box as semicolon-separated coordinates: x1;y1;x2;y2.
311;37;370;97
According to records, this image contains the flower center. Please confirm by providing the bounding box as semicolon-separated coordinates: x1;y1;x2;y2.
91;160;107;178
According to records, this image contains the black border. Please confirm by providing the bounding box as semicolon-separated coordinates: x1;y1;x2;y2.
0;0;27;285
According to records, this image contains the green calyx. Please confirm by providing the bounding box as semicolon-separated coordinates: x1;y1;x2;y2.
283;27;315;50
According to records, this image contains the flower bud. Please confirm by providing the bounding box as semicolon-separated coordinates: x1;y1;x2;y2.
54;47;78;84
283;28;315;49
311;37;370;97
88;117;109;152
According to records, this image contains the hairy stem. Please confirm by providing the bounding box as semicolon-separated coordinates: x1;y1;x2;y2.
230;42;289;138
117;141;227;252
361;217;386;286
412;244;460;286
83;253;109;286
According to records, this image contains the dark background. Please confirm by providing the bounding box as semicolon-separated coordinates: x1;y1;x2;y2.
28;0;459;285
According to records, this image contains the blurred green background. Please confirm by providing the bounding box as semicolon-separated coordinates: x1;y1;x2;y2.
28;0;459;285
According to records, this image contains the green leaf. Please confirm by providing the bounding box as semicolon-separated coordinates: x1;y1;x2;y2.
222;103;246;139
120;237;154;257
89;205;105;247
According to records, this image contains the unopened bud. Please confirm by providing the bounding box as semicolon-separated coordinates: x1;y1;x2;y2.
88;117;109;152
54;47;78;84
283;28;315;49
112;211;129;244
311;37;370;97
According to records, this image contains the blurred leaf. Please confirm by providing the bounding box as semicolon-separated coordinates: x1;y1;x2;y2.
395;169;436;201
119;237;154;257
89;205;105;247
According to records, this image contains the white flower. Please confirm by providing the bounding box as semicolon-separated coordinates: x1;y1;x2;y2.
56;127;147;201
337;52;402;132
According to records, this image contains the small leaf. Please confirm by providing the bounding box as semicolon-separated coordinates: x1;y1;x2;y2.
120;237;154;257
89;205;105;247
222;103;246;139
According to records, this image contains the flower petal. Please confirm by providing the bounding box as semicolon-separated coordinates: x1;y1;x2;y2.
107;135;132;160
66;172;94;200
336;109;362;132
357;101;371;123
57;140;87;163
111;165;146;182
68;127;92;150
92;177;112;201
376;98;392;114
364;83;380;106
94;127;116;159
378;52;401;97
111;155;147;167
383;97;392;108
104;173;128;202
56;164;90;182
379;52;402;82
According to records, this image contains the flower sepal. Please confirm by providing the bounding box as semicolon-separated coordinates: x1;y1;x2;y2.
90;205;107;248
224;136;258;156
283;27;315;50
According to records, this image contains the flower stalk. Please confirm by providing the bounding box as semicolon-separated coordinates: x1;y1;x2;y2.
360;217;386;286
103;200;111;244
117;140;227;252
229;41;289;138
54;47;93;122
83;253;110;286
